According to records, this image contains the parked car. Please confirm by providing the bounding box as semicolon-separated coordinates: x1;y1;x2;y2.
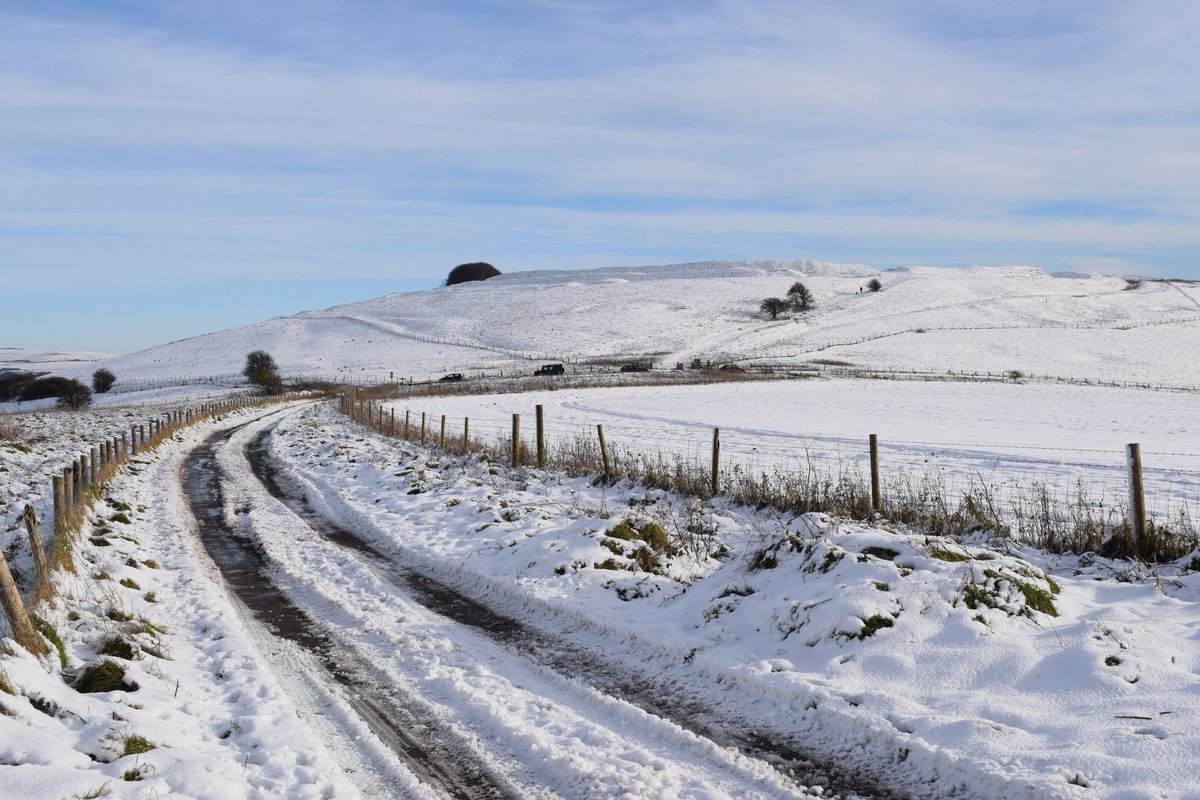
619;364;650;373
534;364;565;376
717;364;746;373
439;373;464;382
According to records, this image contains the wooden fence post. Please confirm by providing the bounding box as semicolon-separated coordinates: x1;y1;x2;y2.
440;415;446;449
23;505;50;598
869;434;882;513
404;410;410;439
90;447;98;487
597;424;611;482
390;409;396;437
464;417;470;450
711;427;720;496
62;467;74;521
0;547;44;656
420;412;427;444
536;404;546;468
512;414;521;467
1127;443;1147;554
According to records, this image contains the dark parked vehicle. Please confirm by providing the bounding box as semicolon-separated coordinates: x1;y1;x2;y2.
619;364;650;373
717;364;746;374
534;364;566;376
439;373;464;382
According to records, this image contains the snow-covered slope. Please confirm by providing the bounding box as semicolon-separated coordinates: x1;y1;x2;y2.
59;262;1200;387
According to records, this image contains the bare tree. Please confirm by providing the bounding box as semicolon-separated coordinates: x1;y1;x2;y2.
867;278;883;292
56;379;93;410
787;281;815;311
760;297;790;319
92;368;116;393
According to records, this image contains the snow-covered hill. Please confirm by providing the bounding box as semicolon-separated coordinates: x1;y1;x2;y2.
58;261;1200;387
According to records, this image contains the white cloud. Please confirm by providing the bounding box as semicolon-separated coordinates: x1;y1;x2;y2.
0;1;1197;290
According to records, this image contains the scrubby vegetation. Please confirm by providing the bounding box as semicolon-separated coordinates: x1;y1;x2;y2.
243;350;283;395
91;368;116;393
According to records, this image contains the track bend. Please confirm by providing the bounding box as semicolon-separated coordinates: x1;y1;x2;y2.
243;417;904;800
186;415;837;799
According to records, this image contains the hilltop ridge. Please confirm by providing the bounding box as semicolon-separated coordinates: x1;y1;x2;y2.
42;260;1200;388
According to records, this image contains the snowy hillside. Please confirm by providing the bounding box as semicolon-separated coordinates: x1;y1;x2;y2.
51;261;1200;387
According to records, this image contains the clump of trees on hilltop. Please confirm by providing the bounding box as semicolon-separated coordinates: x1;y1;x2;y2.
445;262;501;286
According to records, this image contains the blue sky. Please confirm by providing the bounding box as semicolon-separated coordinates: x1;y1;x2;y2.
3;1;1198;353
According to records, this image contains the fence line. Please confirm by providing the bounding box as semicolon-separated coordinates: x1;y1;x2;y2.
338;388;1198;564
1;393;304;655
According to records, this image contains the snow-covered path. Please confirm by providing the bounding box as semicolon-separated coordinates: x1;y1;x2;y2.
200;410;834;798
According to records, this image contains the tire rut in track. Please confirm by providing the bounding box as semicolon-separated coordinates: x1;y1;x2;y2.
185;424;510;800
247;425;907;800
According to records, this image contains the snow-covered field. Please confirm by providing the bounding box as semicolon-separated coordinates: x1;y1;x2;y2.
387;379;1200;523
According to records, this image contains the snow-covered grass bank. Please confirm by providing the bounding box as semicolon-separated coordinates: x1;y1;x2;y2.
267;402;1200;799
0;403;415;799
377;379;1200;560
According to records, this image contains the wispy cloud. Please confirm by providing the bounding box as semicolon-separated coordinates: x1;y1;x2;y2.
1;0;1198;299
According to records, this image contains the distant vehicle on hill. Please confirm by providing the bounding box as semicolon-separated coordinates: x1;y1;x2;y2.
534;364;565;376
717;364;746;374
439;373;464;382
619;364;650;372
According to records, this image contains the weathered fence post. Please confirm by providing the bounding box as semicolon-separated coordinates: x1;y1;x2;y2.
421;412;427;444
90;447;98;487
869;434;882;513
440;415;446;449
390;409;396;437
404;410;411;439
62;467;74;522
0;547;44;656
1127;443;1147;554
597;424;611;482
512;414;521;467
536;404;546;468
711;427;720;496
464;417;470;450
23;505;50;598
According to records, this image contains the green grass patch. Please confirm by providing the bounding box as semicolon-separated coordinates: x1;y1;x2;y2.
74;660;131;693
97;637;136;660
861;546;900;561
121;733;155;756
30;615;68;669
851;614;895;639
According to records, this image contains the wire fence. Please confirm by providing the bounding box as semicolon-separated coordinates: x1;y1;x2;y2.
341;390;1200;563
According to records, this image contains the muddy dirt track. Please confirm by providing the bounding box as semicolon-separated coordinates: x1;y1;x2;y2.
184;411;904;799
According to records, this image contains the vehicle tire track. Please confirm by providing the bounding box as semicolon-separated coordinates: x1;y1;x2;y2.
185;423;511;800
245;423;905;800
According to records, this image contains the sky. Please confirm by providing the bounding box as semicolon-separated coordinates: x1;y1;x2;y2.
2;0;1199;353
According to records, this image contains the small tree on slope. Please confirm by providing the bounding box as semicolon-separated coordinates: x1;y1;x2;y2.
243;350;283;395
787;282;815;312
760;297;790;320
